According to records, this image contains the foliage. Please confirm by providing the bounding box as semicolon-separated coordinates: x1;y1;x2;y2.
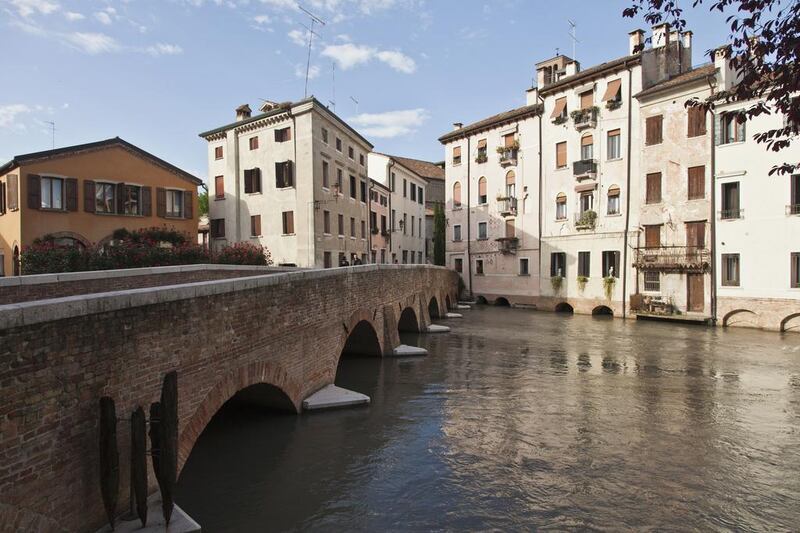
603;276;617;300
475;153;488;163
432;202;446;266
577;275;589;291
550;275;563;293
570;106;600;122
495;140;521;153
552;115;568;125
606;99;623;110
111;227;189;246
576;209;598;228
198;190;209;216
215;242;271;265
623;0;799;175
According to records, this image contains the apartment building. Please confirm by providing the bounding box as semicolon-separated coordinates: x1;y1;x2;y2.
368;153;427;264
0;137;201;276
368;178;391;263
200;98;373;267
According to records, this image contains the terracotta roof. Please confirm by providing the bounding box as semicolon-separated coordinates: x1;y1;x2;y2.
378;154;444;181
540;54;641;95
0;137;203;186
438;103;543;144
635;63;716;99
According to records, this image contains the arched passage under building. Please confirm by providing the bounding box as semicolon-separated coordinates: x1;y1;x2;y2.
555;302;574;314
494;297;510;307
475;295;488;305
428;297;440;319
781;313;800;333
592;305;613;317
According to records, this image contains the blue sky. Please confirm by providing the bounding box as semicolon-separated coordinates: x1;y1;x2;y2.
1;0;731;184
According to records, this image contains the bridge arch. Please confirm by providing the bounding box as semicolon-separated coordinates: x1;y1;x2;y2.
722;308;758;327
398;306;420;333
475;295;488;305
494;297;511;307
339;308;384;358
445;294;452;310
555;302;574;314
592;305;613;316
780;312;800;333
428;296;441;319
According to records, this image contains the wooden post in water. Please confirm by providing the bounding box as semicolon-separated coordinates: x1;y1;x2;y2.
159;371;178;525
99;397;119;530
131;406;148;526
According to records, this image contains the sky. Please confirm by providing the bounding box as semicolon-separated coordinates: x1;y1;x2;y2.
0;0;732;185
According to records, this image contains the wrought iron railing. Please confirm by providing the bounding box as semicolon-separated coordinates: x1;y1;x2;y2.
573;107;598;129
633;246;710;272
573;158;597;176
787;204;800;215
497;196;517;215
719;208;743;220
496;237;519;254
499;148;518;164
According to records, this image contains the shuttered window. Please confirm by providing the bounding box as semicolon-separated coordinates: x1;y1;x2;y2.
505;219;515;238
607;129;621;159
0;181;5;215
607;185;620;215
578;251;590;277
504;133;516;148
244;168;262;194
718;111;746;145
687;166;705;200
453;182;462;207
338;214;344;235
556;193;567;220
686;221;706;248
551;97;567;119
791;253;800;288
687;106;707;137
556;141;567;168
214;146;223;160
580;135;594;160
7;174;18;210
602;79;622;102
282;211;294;234
250;215;261;236
95;182;115;213
646;115;663;145
275;127;291;142
550;252;566;277
249;136;259;150
602;250;621;278
210;218;225;238
215;175;225;199
275;161;294;188
646;172;662;204
644;225;661;248
323;210;331;233
453;146;462;165
580;90;593;110
478;177;487;204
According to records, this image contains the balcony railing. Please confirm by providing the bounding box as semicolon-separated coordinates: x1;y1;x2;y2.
574;210;597;230
633;246;710;272
572;107;598;129
496;236;519;254
573;158;597;178
498;148;518;166
719;208;743;220
787;204;800;215
497;196;517;216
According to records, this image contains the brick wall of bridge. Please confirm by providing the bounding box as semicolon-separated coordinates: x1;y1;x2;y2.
0;265;459;532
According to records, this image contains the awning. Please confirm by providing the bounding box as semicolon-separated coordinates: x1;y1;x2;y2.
477;139;487;149
551;97;567;118
602;79;622;102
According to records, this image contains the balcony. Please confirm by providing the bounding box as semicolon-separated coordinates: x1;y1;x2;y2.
498;148;518;166
787;204;800;215
573;158;597;179
719;208;743;220
633;246;710;273
496;236;519;254
571;107;598;130
574;210;597;230
497;196;517;216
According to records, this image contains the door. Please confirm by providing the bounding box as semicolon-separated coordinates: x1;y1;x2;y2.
687;273;704;313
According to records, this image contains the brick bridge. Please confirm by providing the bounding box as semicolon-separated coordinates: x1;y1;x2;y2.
0;264;460;532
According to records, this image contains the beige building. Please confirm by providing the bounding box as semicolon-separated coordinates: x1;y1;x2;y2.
200;98;374;267
0;137;201;276
368;178;391;263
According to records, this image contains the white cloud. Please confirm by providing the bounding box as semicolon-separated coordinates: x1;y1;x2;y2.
322;43;415;73
253;14;271;24
294;63;319;79
375;50;415;73
0;104;32;129
64;32;119;54
259;0;298;10
94;11;112;24
146;43;183;56
63;11;84;21
349;108;429;138
287;28;310;47
7;0;59;17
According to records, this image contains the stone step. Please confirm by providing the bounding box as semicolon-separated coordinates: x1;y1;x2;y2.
455;304;471;310
392;344;428;356
426;324;451;333
445;312;463;319
302;384;370;411
96;494;200;533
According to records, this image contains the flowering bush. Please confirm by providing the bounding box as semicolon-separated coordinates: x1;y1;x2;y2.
215;242;271;266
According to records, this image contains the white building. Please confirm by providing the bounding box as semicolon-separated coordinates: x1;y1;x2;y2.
368;153;427;264
200;98;374;267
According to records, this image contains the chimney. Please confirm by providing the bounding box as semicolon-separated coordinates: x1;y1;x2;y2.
259;100;280;113
564;60;580;76
629;29;645;54
453;122;463;131
714;46;733;90
652;23;670;48
682;30;692;49
526;87;539;106
235;104;252;121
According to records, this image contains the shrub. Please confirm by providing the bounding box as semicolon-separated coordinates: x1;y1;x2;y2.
215;242;271;266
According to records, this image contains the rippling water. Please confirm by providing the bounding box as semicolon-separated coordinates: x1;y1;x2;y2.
177;307;800;531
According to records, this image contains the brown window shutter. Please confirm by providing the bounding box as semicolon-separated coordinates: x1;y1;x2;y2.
83;179;96;213
551;97;567;118
581;135;593;147
478;177;487;197
287;161;294;187
477;139;487;149
244;169;252;194
27;174;41;209
646;172;661;203
0;182;5;214
602;79;621;102
688;166;705;199
580;91;593;110
688;107;707;137
287;211;294;234
65;178;78;211
141;186;152;216
506;171;515;185
7;174;18;210
453;146;461;157
645;225;661;247
556;142;567;167
156;187;166;217
183;190;193;219
504;134;515;148
116;183;126;214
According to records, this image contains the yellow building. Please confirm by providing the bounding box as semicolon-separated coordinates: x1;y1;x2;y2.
0;137;202;276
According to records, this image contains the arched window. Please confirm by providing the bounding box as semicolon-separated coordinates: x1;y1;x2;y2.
580;134;594;160
478;177;487;205
607;185;621;215
453;182;462;208
556;193;567;220
505;170;516;197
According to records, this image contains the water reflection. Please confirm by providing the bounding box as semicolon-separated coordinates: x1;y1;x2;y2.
177;307;800;531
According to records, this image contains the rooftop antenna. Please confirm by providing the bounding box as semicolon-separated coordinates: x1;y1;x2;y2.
330;62;336;112
298;4;326;98
44;120;55;149
567;19;579;60
349;96;359;114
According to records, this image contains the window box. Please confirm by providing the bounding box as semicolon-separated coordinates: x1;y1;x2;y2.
571;107;599;130
606;99;622;111
475;153;488;164
552;115;568;125
575;209;597;230
497;148;518;166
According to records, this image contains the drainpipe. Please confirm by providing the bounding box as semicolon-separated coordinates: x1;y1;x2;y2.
537;92;544;302
621;63;634;319
368;181;373;262
466;136;473;298
289;109;304;265
234;128;241;242
387;159;395;260
707;74;718;324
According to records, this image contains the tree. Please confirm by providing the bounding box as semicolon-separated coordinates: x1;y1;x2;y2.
198;189;209;216
432;202;446;266
624;0;799;175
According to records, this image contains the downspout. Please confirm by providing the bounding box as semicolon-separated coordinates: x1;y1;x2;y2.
368;181;373;262
707;74;718;324
537;93;544;300
621;63;634;319
289;110;304;265
233;128;241;242
466;136;473;297
387;159;395;260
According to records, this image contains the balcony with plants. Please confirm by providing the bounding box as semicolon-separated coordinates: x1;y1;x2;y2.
495;236;519;254
496;194;518;216
571;106;599;130
633;246;710;272
573;158;598;180
496;141;520;166
574;209;597;230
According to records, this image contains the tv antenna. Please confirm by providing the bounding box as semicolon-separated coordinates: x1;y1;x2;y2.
330;62;336;112
44;120;55;149
567;19;579;59
349;96;359;114
298;4;326;98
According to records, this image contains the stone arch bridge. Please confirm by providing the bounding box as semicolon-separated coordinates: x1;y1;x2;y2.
0;264;459;532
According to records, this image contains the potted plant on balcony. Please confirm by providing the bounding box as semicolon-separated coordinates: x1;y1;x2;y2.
552;114;568;125
576;209;597;229
606;99;622;111
550;275;563;293
577;275;588;292
475;153;488;164
603;276;616;300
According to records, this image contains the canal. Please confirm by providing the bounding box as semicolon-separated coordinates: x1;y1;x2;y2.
176;307;800;531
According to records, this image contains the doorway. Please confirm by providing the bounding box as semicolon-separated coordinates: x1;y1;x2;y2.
687;273;704;313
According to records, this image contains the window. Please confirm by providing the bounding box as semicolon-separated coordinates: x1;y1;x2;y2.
324;251;332;268
646;115;663;145
478;177;487;204
453;224;462;241
556;141;567;168
687;106;707;137
419;188;424;205
722;254;740;286
166;189;183;218
348;146;354;159
602;251;620;278
411;215;415;236
322;128;329;144
402;250;408;264
282;211;294;234
556;193;567;220
789;174;800;214
454;257;463;273
607;186;620;215
40;177;64;209
350;217;356;237
644;224;661;248
602;78;622;104
505;171;516;197
338;214;344;236
390;172;396;192
214;175;224;199
721;182;741;219
392;209;396;230
121;185;141;215
360;180;367;202
476;259;484;275
580;192;593;213
453;146;462;165
244;168;262;194
370;210;377;231
453;182;462;208
0;181;5;215
718;111;746;145
688;166;705;200
322;161;330;188
580;90;593;110
550;252;566;277
403;213;407;234
551;96;567;120
95;182;115;214
403;179;407;198
477;221;487;240
477;139;487;161
359;154;365;166
250;215;261;236
323;210;331;233
419;219;422;238
214;146;223;160
607;129;621;159
646;172;662;204
410;183;416;201
350;175;357;199
580;135;593;160
791;253;800;288
418;251;422;263
505;218;515;238
210;218;225;238
361;219;365;238
578;251;590;277
336;137;342;152
336;168;343;192
275;162;294;188
643;271;660;292
686;221;706;249
519;258;530;276
249;136;259;150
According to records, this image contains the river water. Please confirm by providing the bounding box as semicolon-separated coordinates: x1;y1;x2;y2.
176;307;800;531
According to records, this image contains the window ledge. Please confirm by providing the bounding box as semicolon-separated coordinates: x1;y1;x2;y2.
39;208;67;213
718;141;746;148
518;273;531;277
250;235;262;238
276;187;295;191
606;213;622;217
246;192;263;195
282;233;296;237
606;157;623;163
214;196;226;201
